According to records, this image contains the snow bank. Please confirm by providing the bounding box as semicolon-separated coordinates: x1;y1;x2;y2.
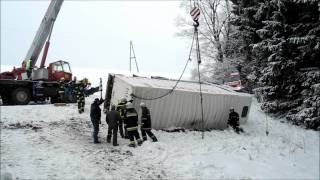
0;95;319;179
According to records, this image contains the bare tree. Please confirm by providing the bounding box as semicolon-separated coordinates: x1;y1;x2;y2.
176;0;236;82
177;0;232;62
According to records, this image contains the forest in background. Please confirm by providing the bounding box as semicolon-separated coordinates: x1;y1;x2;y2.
177;0;320;130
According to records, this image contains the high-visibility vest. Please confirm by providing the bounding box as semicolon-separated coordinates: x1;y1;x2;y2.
26;60;32;70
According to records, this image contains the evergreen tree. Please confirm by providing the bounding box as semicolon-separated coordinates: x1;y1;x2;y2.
230;0;320;129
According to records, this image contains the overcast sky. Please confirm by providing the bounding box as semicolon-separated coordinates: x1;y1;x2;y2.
1;1;194;80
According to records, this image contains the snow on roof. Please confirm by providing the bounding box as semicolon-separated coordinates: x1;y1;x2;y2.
115;74;250;96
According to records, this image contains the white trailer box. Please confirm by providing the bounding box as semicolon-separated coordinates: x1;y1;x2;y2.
105;74;252;130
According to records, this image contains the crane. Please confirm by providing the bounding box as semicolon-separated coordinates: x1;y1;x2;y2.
0;0;81;105
1;0;71;82
24;0;63;68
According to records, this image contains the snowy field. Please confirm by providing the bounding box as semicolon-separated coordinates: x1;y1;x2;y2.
0;95;319;179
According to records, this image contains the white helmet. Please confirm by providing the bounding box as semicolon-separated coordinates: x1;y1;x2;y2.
140;102;146;107
126;102;134;109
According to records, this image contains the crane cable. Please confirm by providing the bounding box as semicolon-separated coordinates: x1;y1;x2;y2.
194;24;205;139
189;1;205;139
133;1;205;139
131;31;196;100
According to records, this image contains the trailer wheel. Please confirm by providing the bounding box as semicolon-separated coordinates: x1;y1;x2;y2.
11;88;31;105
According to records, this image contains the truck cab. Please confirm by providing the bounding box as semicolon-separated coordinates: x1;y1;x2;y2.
48;60;72;81
223;72;242;91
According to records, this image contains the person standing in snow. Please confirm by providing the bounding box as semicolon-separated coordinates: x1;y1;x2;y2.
116;98;127;138
227;107;243;134
106;105;120;146
124;102;143;147
90;98;104;143
140;102;158;142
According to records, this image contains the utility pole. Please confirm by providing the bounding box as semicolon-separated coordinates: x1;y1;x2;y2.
129;41;139;73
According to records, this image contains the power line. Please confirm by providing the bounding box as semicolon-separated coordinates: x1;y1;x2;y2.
131;31;196;100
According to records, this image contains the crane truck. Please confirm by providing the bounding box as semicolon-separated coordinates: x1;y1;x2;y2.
0;0;97;105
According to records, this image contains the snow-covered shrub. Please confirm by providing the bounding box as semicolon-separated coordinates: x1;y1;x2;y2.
286;107;319;129
311;83;320;95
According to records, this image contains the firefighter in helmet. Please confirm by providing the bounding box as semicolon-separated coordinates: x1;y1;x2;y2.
124;102;143;147
74;78;87;113
227;107;244;133
140;102;158;142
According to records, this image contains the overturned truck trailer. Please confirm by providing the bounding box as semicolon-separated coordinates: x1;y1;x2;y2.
105;74;252;130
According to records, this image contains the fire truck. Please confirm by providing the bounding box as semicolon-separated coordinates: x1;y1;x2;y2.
0;0;81;105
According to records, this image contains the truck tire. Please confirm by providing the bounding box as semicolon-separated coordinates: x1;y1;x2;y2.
11;88;31;105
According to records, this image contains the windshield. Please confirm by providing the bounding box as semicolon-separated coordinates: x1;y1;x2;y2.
62;62;71;73
53;63;63;72
53;61;71;73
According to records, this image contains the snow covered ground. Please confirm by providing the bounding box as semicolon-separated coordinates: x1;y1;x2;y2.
1;95;319;179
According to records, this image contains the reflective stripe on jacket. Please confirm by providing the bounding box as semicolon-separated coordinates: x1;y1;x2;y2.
124;108;139;131
127;126;138;131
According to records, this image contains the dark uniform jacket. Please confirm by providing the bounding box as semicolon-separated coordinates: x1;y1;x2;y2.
90;100;103;123
106;110;121;128
141;107;152;129
74;82;85;96
124;108;139;131
228;111;240;127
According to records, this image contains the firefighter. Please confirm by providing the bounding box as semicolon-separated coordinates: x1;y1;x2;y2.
227;107;244;134
25;59;32;79
106;104;120;146
124;102;142;147
140;102;158;142
90;98;104;143
116;97;127;138
74;79;86;113
58;77;65;102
